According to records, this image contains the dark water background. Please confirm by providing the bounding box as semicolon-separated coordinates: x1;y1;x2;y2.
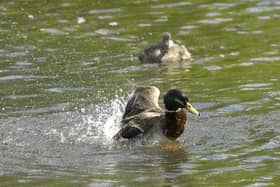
0;0;279;186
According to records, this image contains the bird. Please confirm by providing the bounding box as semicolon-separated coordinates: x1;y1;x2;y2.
112;86;199;141
139;32;192;63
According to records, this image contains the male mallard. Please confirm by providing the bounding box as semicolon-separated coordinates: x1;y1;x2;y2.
139;32;192;63
112;86;199;141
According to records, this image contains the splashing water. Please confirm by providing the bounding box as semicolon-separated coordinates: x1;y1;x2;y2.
67;96;126;146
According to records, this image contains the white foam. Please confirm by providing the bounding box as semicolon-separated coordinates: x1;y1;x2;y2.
75;97;126;145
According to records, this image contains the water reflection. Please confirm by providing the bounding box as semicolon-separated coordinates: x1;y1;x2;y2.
101;146;197;186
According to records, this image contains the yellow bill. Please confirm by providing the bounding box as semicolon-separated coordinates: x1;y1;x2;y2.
186;102;200;116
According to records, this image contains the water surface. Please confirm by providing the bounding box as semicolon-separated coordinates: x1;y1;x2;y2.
0;0;279;186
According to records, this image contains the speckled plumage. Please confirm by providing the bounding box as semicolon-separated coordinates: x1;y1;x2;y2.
139;32;192;63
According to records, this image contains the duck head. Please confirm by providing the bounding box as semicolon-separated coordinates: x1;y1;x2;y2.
163;89;200;115
162;32;174;48
162;32;171;42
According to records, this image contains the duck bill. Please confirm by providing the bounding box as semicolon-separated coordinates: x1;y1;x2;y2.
186;102;200;116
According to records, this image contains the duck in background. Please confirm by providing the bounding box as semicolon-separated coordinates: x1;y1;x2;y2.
139;32;192;63
112;86;199;141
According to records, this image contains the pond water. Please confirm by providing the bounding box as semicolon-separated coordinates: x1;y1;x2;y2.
0;0;280;186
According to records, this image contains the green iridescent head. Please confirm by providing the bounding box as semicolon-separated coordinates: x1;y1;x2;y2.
164;89;200;115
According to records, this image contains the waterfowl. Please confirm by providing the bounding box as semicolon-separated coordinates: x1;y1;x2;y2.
139;32;192;63
112;86;199;141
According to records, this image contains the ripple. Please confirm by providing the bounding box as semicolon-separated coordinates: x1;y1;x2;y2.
153;16;168;23
147;11;164;15
57;19;70;24
251;30;263;34
250;57;280;62
102;36;135;42
151;2;191;9
88;8;122;14
97;15;113;19
195;57;216;65
199;3;236;9
5;94;42;100
258;16;271;20
237;31;249;35
178;31;190;35
258;0;280;6
246;6;280;13
109;21;118;26
15;61;32;66
239;62;254;67
199;18;233;24
218;104;247;113
138;23;152;27
212;3;237;9
244;156;271;163
268;91;280;98
260;136;280;149
204;65;222;71
0;28;10;33
12;103;70;115
40;28;68;35
5;51;28;58
245;182;272;187
180;25;198;30
224;27;237;31
95;28;121;35
0;49;7;54
205;12;221;17
110;66;141;73
240;83;272;91
230;51;240;56
44;87;90;93
201;153;237;160
0;75;55;82
77;17;86;24
63;27;77;32
0;69;10;73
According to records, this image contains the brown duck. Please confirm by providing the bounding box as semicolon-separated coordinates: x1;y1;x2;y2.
139;32;192;63
112;86;200;141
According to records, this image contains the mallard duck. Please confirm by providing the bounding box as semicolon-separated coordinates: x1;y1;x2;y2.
112;86;199;141
139;32;192;63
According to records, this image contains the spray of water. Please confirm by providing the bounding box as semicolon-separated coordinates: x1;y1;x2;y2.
67;96;126;146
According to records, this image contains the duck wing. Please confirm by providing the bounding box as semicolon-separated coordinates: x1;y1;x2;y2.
139;41;168;63
113;112;164;140
123;86;163;119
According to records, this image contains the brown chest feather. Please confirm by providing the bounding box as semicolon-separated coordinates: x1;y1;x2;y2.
162;108;187;140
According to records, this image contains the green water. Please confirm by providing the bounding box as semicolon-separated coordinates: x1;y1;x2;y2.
0;0;279;186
